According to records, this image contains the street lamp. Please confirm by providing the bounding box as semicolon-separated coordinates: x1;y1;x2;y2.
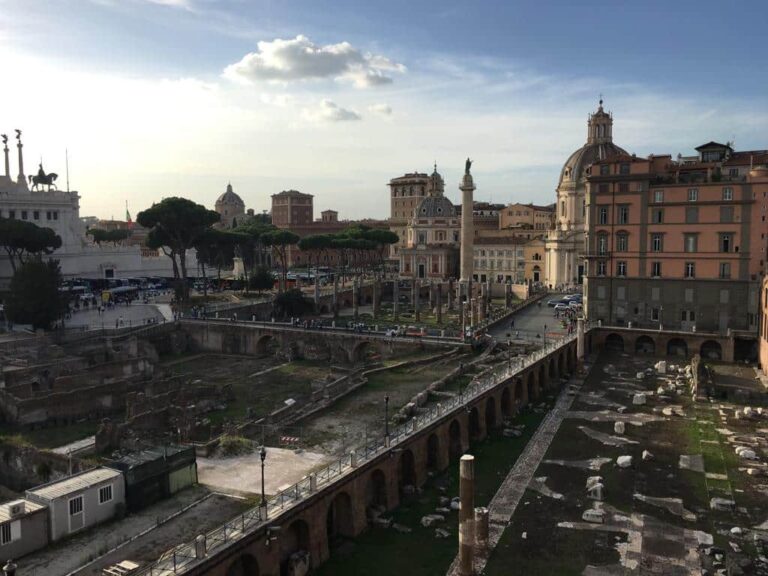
544;324;548;344
260;445;267;508
384;395;390;440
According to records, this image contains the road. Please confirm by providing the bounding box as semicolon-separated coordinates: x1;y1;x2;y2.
489;293;571;342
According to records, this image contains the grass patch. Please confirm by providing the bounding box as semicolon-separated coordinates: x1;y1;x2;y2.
0;420;99;450
314;409;548;576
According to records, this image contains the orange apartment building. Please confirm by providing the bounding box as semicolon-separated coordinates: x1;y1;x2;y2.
584;142;768;342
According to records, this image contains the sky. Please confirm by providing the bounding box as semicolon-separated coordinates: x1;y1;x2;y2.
0;0;766;220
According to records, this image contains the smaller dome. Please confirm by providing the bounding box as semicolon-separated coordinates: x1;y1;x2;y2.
216;183;245;206
415;195;456;218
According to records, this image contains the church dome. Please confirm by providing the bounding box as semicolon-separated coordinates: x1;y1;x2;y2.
414;195;456;218
216;183;245;207
558;101;628;188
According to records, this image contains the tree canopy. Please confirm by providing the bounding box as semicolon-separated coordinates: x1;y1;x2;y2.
5;259;67;330
0;218;62;272
87;228;131;246
137;197;220;300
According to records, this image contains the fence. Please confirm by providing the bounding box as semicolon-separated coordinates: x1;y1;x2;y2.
131;328;581;576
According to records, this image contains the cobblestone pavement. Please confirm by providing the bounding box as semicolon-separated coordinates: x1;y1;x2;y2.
446;374;584;575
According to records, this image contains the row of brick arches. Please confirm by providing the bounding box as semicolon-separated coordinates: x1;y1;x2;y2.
219;342;577;576
603;332;723;360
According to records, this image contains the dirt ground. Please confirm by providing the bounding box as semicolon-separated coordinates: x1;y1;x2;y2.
484;353;768;575
299;353;472;454
197;446;333;496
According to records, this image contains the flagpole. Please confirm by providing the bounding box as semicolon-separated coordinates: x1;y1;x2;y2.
65;149;70;192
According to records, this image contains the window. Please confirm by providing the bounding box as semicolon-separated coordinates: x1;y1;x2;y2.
651;262;662;277
652;208;663;224
719;233;733;253
651;287;660;301
598;206;608;225
597;235;608;255
651;233;663;252
619;163;630;175
684;234;698;253
600;164;610;175
99;484;113;504
723;187;733;201
720;206;734;223
651;307;660;321
616;233;628;252
720;289;730;304
729;168;739;177
53;211;58;220
0;523;10;545
69;496;83;516
685;262;696;278
681;310;696;322
617;261;627;276
21;210;27;220
618;182;629;193
687;188;698;202
8;211;15;219
719;262;731;279
685;207;699;223
598;183;609;194
33;210;39;220
618;205;629;224
597;261;606;276
560;201;565;217
653;189;664;203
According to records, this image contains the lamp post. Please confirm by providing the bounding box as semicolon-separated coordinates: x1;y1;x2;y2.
544;324;548;344
384;395;390;442
260;445;267;508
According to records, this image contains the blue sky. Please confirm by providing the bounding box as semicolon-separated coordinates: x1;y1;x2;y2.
1;0;765;219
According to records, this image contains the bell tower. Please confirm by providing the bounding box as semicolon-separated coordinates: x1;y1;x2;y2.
587;99;613;145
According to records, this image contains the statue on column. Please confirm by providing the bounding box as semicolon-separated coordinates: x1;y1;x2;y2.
465;157;472;175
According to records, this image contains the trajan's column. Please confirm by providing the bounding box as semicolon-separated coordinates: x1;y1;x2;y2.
459;158;475;298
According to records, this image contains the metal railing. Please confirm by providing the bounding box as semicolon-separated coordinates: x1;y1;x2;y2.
133;328;583;576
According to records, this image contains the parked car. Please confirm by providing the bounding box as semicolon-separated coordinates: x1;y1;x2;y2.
547;299;565;307
553;303;570;312
562;294;582;302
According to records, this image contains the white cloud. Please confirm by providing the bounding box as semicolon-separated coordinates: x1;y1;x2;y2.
368;103;392;116
302;100;361;122
223;35;405;88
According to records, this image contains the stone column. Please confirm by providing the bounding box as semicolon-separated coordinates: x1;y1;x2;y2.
471;298;479;327
459;300;465;334
428;281;434;310
2;139;9;179
16;136;27;191
577;317;585;364
332;275;339;320
504;284;512;309
393;279;400;321
458;454;476;576
314;274;320;306
414;279;421;323
436;284;443;324
352;278;359;320
459;172;475;284
447;278;454;311
372;280;380;318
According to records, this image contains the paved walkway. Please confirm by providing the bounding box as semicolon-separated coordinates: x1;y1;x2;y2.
446;373;584;576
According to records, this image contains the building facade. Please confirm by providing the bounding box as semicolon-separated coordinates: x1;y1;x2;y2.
545;101;628;287
584;144;768;338
398;195;460;279
214;183;246;229
499;203;554;232
0;499;48;559
271;190;314;228
472;237;526;283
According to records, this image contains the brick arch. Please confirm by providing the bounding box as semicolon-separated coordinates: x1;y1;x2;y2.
397;449;417;492
500;386;512;419
700;340;722;360
365;468;389;512
448;419;463;459
326;491;355;548
538;363;547;391
255;334;277;356
226;554;260;576
666;337;688;358
526;371;536;404
469;406;483;441
549;356;558;383
515;377;526;408
426;432;442;472
280;519;311;576
484;396;498;430
635;335;655;355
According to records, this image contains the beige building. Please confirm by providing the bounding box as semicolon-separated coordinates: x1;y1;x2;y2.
398;195;460;279
523;237;546;284
499;203;554;232
472;236;526;283
389;169;444;258
214;183;246;229
545;100;628;287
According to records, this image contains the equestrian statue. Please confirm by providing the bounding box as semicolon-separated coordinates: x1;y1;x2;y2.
29;163;58;191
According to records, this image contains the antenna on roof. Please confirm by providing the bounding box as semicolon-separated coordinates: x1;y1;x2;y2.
65;149;70;192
